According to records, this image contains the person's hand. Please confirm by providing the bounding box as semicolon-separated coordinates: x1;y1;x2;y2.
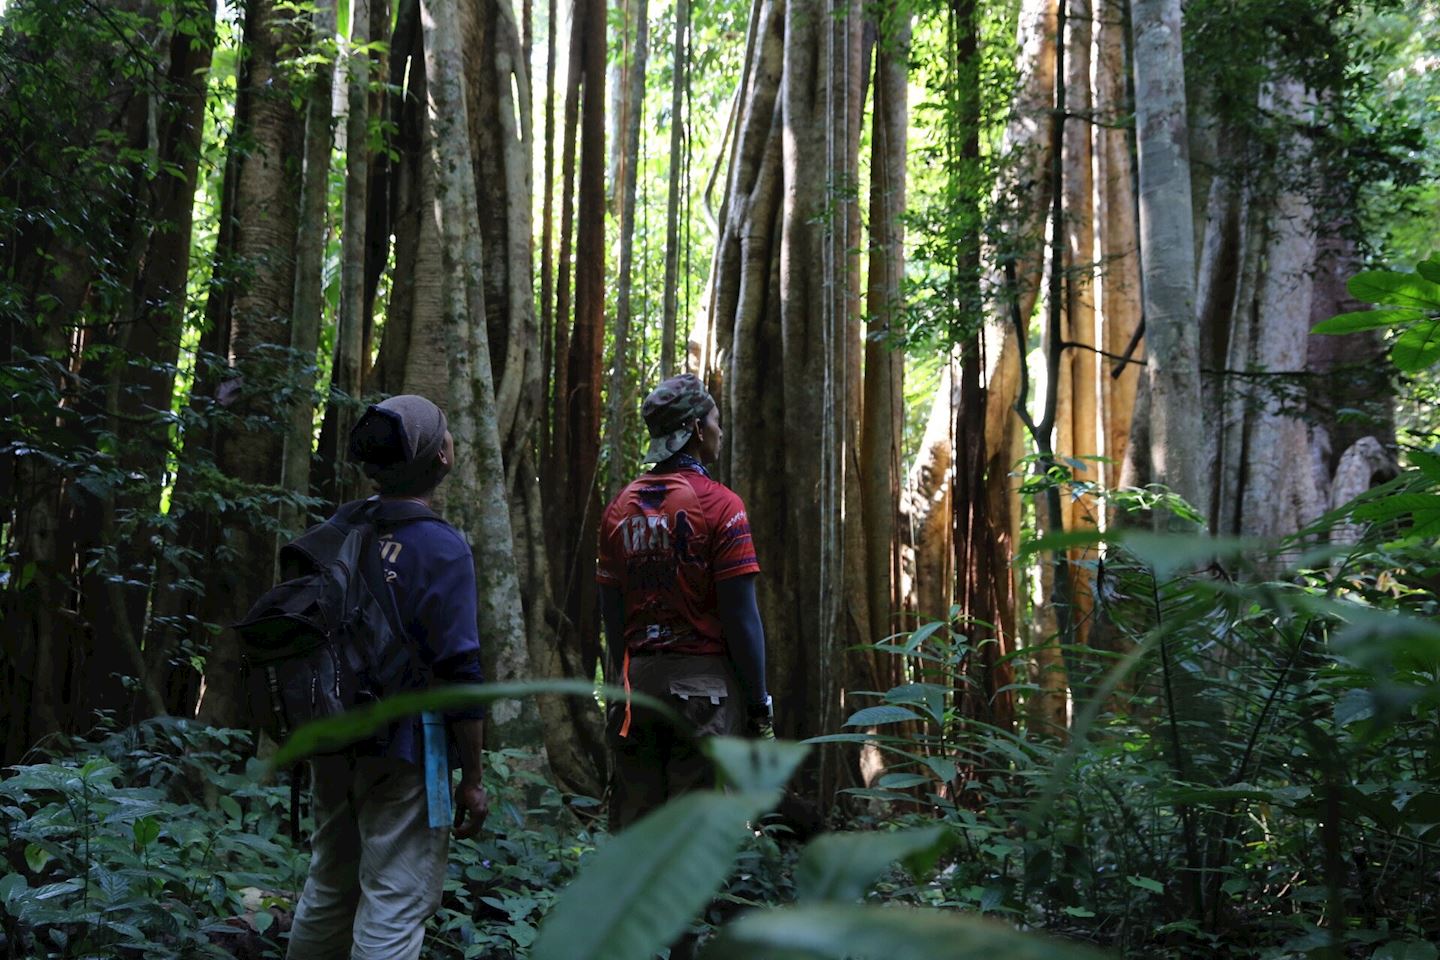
453;772;489;839
746;698;775;741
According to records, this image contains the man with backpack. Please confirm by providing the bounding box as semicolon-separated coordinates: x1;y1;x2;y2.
597;374;773;832
279;395;488;960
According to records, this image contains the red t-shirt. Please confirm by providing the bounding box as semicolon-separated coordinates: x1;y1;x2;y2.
596;467;760;656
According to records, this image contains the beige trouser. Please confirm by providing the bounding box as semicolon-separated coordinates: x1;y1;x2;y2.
286;756;449;960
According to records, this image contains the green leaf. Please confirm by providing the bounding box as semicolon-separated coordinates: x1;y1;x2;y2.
530;790;775;960
1348;269;1440;310
1119;532;1260;580
876;773;931;790
1334;689;1375;727
1127;875;1164;895
1409;451;1440;484
132;816;160;849
1391;320;1440;372
22;844;52;874
1374;941;1439;960
270;680;676;767
1018;527;1105;559
1417;258;1440;285
705;738;810;794
844;705;923;727
0;874;26;903
794;827;953;903
1352;493;1440;523
1311;308;1423;335
705;904;1110;959
253;910;274;935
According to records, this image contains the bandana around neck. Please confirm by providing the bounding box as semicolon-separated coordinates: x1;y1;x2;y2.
659;452;710;479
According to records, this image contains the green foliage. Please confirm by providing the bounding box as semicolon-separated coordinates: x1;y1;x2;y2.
0;722;603;959
706;903;1109;959
0;723;301;958
1313;257;1440;373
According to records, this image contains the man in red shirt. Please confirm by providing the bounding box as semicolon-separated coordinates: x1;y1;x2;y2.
597;374;772;830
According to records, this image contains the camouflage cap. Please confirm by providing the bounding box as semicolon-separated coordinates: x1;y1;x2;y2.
640;374;716;464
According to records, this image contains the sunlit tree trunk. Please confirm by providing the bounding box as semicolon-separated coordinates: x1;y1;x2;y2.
1093;0;1141;498
1131;0;1204;523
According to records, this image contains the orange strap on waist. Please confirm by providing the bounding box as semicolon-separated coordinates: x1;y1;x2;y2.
619;646;633;738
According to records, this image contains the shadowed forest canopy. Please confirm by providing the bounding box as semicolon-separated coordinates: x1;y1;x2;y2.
2;0;1440;955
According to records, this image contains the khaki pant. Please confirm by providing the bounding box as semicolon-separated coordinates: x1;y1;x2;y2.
609;653;744;832
286;756;448;960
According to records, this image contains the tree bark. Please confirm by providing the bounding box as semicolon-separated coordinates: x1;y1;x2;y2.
860;1;908;679
194;0;309;726
280;0;337;536
659;0;690;378
1131;0;1204;524
604;0;649;496
418;0;542;758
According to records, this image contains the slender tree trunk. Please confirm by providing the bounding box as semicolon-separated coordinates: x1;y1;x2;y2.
659;0;690;378
280;0;337;536
1131;0;1203;523
860;2;908;681
332;0;372;504
604;0;649;496
1093;1;1141;496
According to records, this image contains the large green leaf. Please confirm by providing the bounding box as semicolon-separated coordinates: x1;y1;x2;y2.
269;680;673;767
1391;320;1440;372
1352;493;1440;524
1310;307;1423;335
1348;269;1440;311
1120;532;1260;580
844;705;923;727
703;904;1111;959
530;789;776;960
706;737;810;794
794;826;953;903
1417;257;1440;285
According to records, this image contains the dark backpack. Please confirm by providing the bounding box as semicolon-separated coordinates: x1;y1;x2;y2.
235;498;436;749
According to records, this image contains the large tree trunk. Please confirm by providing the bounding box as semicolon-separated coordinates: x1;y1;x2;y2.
418;0;543;761
195;0;309;726
1131;0;1204;523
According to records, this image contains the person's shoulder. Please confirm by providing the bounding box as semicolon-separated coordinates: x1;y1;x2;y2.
692;473;747;507
387;511;471;559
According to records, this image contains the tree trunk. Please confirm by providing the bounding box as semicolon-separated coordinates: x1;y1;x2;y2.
1131;0;1204;524
860;1;908;681
196;0;309;726
604;0;649;496
418;0;542;759
1093;0;1141;497
327;0;372;506
280;0;337;536
659;0;690;378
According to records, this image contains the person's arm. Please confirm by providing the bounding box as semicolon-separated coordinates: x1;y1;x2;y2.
416;527;489;837
451;718;488;839
717;574;771;736
600;583;626;678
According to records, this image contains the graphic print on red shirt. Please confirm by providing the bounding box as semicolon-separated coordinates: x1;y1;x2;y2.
596;468;760;656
